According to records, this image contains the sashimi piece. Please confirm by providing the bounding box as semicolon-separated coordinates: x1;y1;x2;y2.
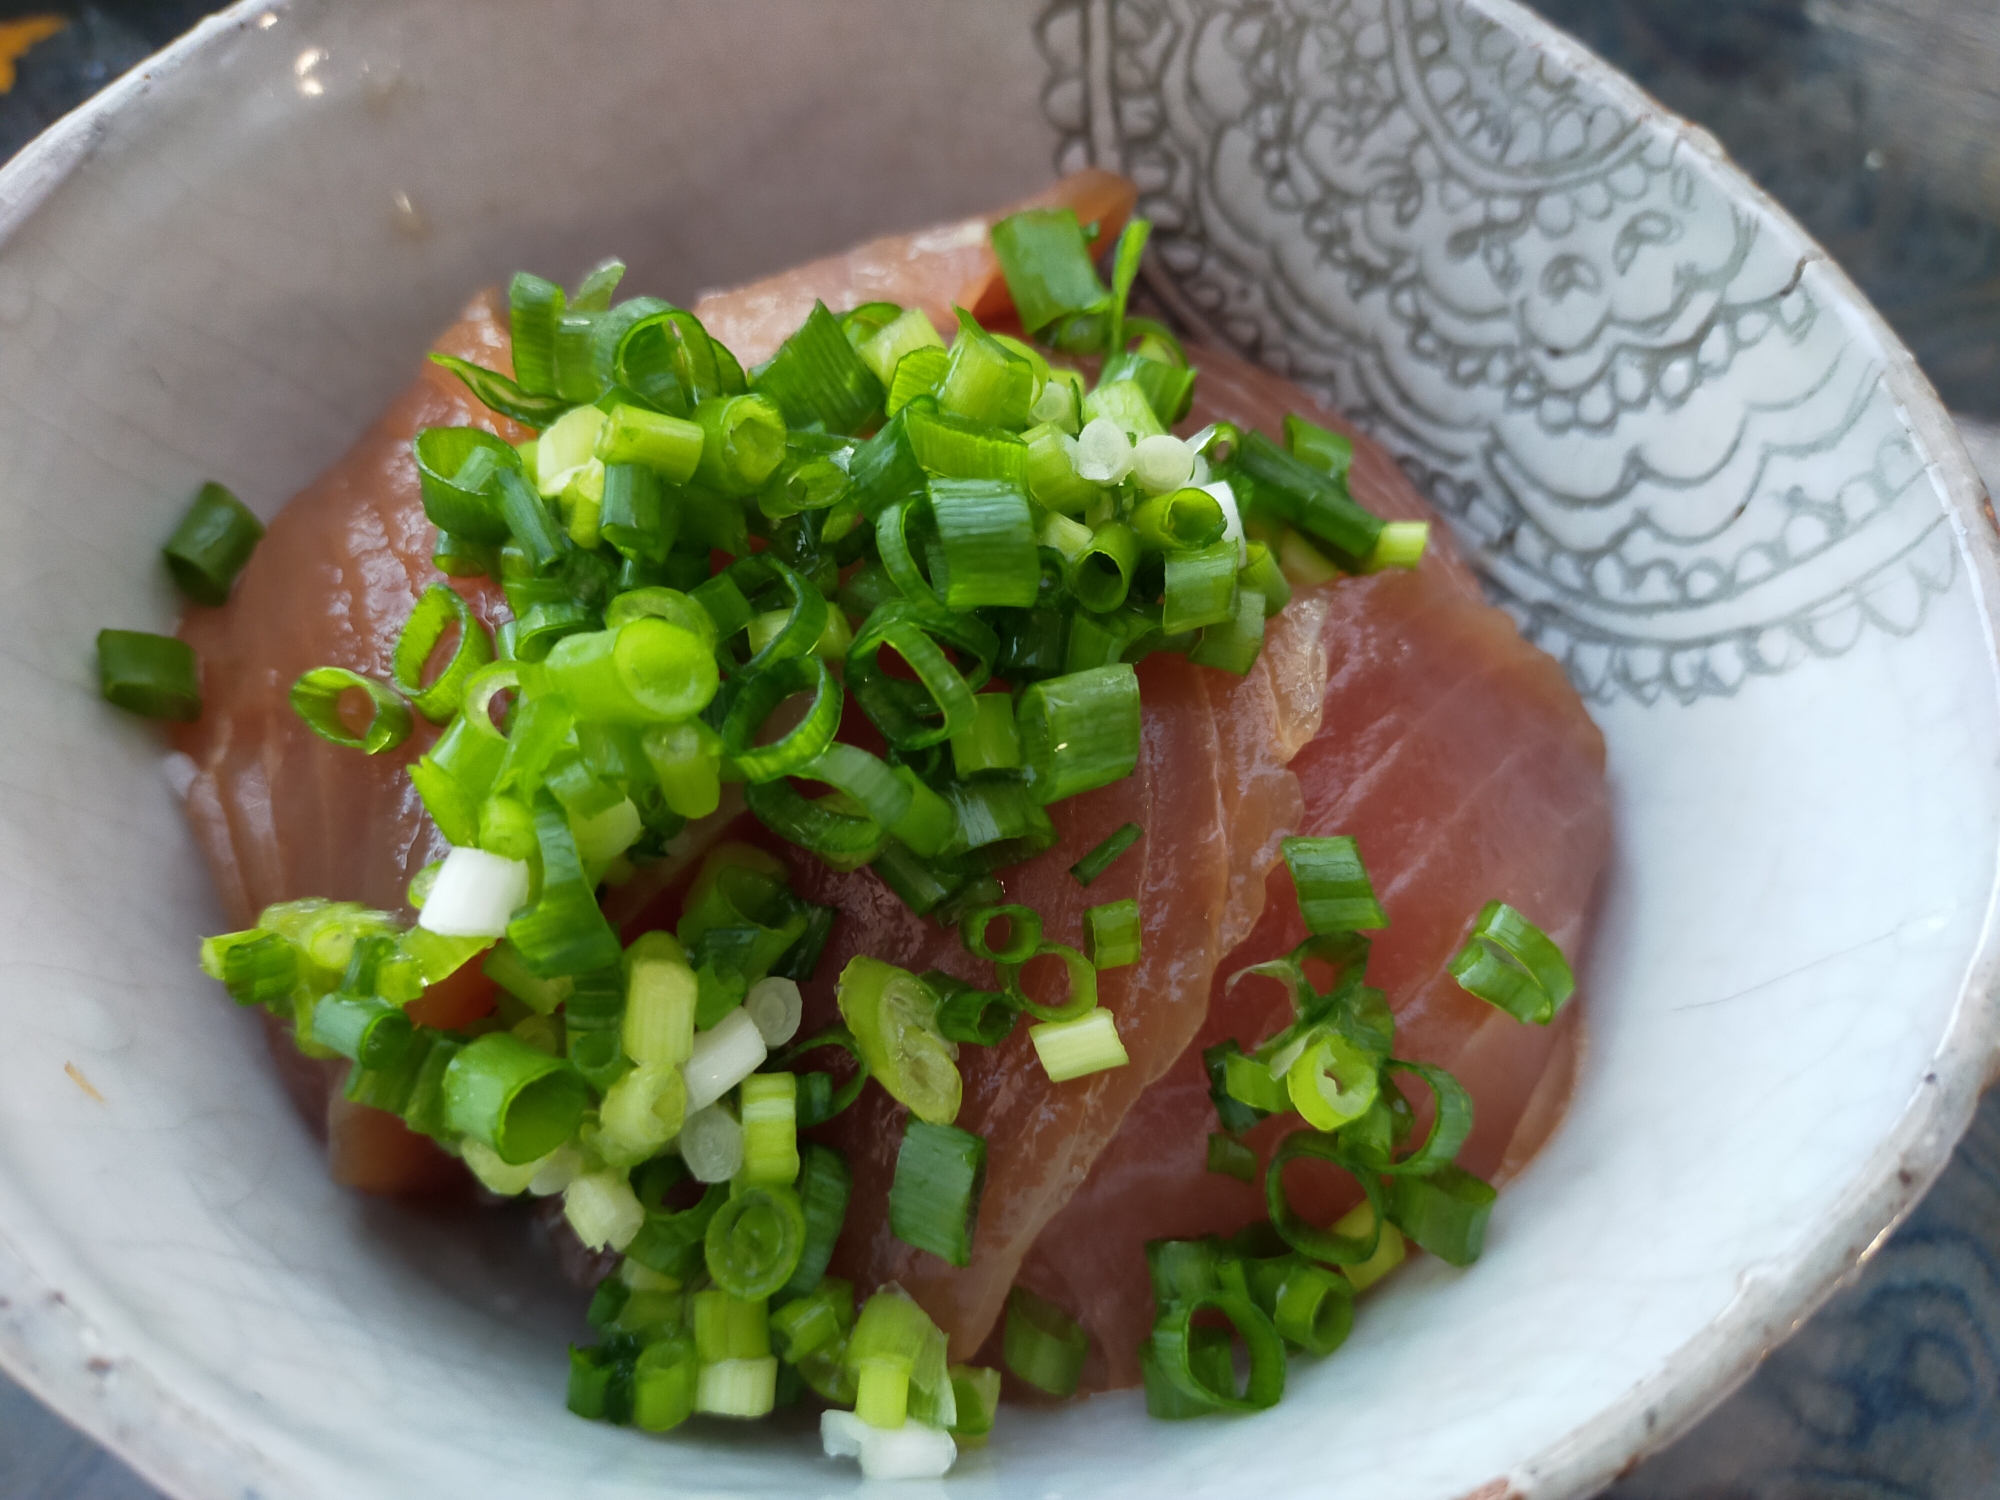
174;293;521;1191
722;624;1323;1362
1016;561;1610;1392
692;168;1136;366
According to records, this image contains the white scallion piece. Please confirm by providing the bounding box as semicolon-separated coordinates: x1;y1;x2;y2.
744;976;803;1047
1204;479;1248;564
1074;416;1135;484
678;1103;744;1184
528;1145;585;1197
683;1007;768;1113
1131;433;1195;494
416;847;530;938
563;1169;644;1252
821;1410;958;1480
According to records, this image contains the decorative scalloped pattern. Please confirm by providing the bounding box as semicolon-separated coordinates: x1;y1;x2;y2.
1039;0;1956;704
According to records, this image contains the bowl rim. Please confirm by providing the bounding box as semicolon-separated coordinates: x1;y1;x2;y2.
0;2;1996;1497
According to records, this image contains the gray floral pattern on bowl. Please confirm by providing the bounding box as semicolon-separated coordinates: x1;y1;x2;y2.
1037;0;1961;705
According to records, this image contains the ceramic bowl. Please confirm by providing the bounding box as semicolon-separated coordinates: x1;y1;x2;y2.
1;2;1995;1497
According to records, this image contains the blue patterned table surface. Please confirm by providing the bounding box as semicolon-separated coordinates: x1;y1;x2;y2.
4;3;2000;1497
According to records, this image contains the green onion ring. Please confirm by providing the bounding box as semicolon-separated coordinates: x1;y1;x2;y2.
961;904;1042;964
1377;1060;1473;1177
458;661;523;742
703;1183;808;1301
1264;1129;1387;1266
605;586;719;652
1149;1293;1286;1413
729;555;830;674
743;778;886;864
1000;940;1097;1022
847;601;996;750
391;584;494;724
721;655;842;782
289;667;414;754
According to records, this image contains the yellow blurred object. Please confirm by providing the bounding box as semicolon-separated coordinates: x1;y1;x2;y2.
0;15;65;94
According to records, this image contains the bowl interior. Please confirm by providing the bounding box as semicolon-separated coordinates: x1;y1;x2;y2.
0;2;1995;1498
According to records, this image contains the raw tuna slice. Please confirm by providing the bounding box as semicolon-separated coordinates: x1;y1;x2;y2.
687;610;1326;1362
173;294;523;1190
1012;361;1611;1386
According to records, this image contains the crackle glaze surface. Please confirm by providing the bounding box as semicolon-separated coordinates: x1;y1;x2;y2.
0;3;1995;1500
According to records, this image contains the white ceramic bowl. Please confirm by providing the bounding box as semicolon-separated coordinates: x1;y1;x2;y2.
2;2;1996;1497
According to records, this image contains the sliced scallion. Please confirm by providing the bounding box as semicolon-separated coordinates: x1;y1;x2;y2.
1002;1286;1087;1398
162;481;263;605
289;667;412;753
888;1119;987;1268
1083;898;1141;969
1448;900;1576;1025
97;629;201;721
1070;822;1142;886
1016;663;1141;806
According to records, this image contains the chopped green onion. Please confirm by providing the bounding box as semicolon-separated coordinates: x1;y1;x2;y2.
1072;520;1138;613
441;1031;588;1164
494;467;567;572
950;693;1022;777
889;1119;988;1268
1188;585;1266;675
835;956;960;1126
962;903;1042;964
1266;1260;1354;1356
597;463;672;564
1005;939;1096;1021
1129;486;1226;552
1104;215;1149;360
948;1364;1000;1446
1099;353;1195;430
773;1276;855;1362
505;790;623;976
990;207;1110;335
565;1344;625;1423
1284;1028;1379;1132
940;310;1037;429
429;354;570;429
692;394;788;496
1084;899;1142;969
906;405;1029;485
1331;1202;1407;1292
391;584;493;724
858;306;946;388
594;401;704;483
1140;1331;1233;1419
1028;1007;1128;1082
740;1072;801;1188
622;932;697;1066
643;718;724;818
1377;1060;1473;1176
1367;520;1429;571
1282;835;1387;934
1387;1163;1496;1267
508;272;564;395
597;1062;686;1165
632;1336;699;1432
289;667;412;753
199;928;298;1006
1016;663;1141;805
1161;542;1239;634
704;1182;807;1300
1284;412;1354;479
694;1287;771;1363
1081;378;1166;440
848;1289;943;1427
162;481;263;606
565;1168;646;1252
886;345;951;416
1448;900;1576;1024
1070;822;1142;885
96;629;201;721
755;300;883;435
696;1354;778;1419
1237;431;1383;563
721;655;843;782
412;427;517;545
1220;1048;1287;1115
1002;1286;1088;1398
542;617;717;724
928;972;1019;1047
1265;1130;1386;1265
309;993;412;1069
1207;1132;1259;1183
925;477;1040;609
784;1142;853;1295
1238;541;1291;616
1149;1293;1285;1413
847;601;994;751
